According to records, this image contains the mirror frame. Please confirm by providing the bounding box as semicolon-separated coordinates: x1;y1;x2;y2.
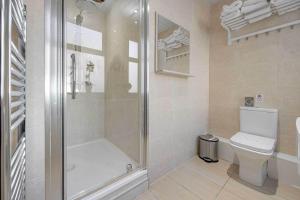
154;12;193;78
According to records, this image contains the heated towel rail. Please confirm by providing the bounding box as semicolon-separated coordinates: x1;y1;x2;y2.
1;0;27;200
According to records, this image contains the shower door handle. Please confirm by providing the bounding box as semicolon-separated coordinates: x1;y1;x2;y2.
71;53;76;99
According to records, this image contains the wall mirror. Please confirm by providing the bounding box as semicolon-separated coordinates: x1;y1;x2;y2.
155;13;192;77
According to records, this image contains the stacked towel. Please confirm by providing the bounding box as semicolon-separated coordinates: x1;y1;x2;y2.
221;0;243;16
271;0;300;15
241;1;269;14
158;27;189;51
242;0;272;23
243;0;267;6
220;0;247;30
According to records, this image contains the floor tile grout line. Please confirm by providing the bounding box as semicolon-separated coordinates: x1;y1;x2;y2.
150;158;233;200
214;176;231;200
165;173;205;200
148;189;161;200
183;160;231;187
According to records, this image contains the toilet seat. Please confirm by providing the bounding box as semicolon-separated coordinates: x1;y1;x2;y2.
230;132;275;154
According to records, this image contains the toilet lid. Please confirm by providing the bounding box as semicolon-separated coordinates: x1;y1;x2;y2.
230;132;276;154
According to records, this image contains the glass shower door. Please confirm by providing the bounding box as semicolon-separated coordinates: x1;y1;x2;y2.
64;0;144;199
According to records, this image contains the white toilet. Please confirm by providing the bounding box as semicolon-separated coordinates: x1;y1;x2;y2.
230;107;278;186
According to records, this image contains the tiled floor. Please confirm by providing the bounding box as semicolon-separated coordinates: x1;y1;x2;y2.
136;157;300;200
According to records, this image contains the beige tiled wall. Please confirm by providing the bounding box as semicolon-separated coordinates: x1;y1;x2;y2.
148;0;211;182
105;0;141;163
209;0;300;155
66;94;105;146
26;0;45;199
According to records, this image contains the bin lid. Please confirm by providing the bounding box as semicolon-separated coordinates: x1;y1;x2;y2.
199;134;219;142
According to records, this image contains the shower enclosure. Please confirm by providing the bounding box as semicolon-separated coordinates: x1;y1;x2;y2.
45;0;148;199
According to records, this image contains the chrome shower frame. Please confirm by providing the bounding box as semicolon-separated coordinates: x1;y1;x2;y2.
44;0;149;199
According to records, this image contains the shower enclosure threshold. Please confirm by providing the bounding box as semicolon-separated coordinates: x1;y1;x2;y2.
67;139;147;199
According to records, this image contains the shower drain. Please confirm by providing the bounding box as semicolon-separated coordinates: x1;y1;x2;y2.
126;164;133;173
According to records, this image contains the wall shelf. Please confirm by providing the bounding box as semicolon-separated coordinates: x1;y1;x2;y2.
226;19;300;45
166;51;189;61
156;69;194;78
221;0;300;45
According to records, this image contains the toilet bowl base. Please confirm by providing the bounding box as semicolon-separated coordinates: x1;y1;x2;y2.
239;157;268;186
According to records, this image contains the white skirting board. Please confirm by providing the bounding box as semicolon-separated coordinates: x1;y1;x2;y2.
217;136;300;186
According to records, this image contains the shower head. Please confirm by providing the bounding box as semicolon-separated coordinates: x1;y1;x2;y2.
76;0;105;12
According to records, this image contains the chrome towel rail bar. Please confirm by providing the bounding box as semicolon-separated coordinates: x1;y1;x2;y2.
11;42;25;65
11;79;25;87
11;91;25;97
11;67;25;79
11;54;26;72
11;99;26;109
10;116;26;131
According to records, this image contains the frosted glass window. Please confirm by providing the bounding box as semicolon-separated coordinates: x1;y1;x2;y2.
129;62;138;93
66;50;105;93
129;40;138;59
67;22;102;51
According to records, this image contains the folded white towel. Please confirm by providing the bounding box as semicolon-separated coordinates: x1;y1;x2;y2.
271;0;300;6
221;0;243;17
244;6;271;19
175;34;189;42
231;20;248;27
166;42;182;49
277;1;300;9
231;22;248;30
223;0;243;12
273;0;300;9
221;7;240;17
275;1;300;9
224;15;247;23
221;15;248;30
222;18;246;27
278;6;300;15
277;3;300;14
241;1;269;14
222;16;244;24
224;18;247;26
244;0;267;6
248;12;272;23
221;10;242;21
